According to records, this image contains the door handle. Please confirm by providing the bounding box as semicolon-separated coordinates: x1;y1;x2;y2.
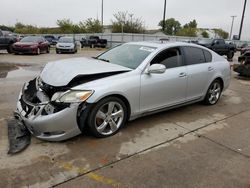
208;67;214;71
179;72;187;77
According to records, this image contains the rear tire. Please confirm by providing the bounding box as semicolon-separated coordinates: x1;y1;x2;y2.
204;80;222;105
7;45;13;54
87;97;127;138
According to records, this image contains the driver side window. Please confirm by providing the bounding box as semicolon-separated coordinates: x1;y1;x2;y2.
150;47;182;69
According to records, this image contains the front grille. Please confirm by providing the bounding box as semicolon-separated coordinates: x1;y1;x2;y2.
14;48;33;53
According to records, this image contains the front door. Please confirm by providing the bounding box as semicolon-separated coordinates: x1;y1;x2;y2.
140;47;187;112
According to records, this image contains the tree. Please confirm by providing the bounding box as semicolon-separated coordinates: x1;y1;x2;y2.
176;27;197;37
84;18;102;33
0;25;15;32
159;18;181;35
183;19;197;29
213;29;229;39
111;11;145;33
56;19;74;33
14;22;39;34
201;30;209;38
176;19;198;37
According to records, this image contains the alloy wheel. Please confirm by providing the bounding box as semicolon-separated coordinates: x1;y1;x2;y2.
95;101;124;136
208;82;221;104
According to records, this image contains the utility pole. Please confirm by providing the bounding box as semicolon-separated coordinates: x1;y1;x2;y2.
229;15;237;40
162;0;167;31
239;0;247;40
101;0;104;31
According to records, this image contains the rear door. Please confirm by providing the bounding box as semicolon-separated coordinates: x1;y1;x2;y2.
140;47;187;112
183;46;214;101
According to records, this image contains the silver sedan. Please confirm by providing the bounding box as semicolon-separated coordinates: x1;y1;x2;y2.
15;41;231;141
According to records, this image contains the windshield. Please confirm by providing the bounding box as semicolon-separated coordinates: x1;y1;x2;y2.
20;36;41;42
59;37;74;43
97;44;156;69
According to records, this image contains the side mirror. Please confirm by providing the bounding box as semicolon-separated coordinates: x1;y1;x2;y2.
147;64;166;74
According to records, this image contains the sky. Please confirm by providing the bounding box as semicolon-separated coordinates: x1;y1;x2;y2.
0;0;249;40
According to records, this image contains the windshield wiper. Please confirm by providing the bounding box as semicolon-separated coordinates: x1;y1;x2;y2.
92;56;110;62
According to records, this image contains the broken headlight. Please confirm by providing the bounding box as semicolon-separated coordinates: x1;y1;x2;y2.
51;90;94;103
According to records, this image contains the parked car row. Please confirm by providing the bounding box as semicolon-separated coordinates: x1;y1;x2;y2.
0;30;80;55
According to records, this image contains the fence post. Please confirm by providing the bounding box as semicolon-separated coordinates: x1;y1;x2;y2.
110;33;113;48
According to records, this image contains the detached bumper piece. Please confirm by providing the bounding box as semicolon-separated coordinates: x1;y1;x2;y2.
8;115;31;154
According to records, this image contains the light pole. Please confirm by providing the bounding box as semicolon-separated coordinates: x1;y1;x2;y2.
229;15;237;40
162;0;167;31
239;0;247;40
101;0;104;31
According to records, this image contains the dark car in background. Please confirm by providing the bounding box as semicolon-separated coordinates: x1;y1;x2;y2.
80;35;107;48
12;36;50;55
240;45;250;55
0;29;18;53
198;39;236;59
234;51;250;77
56;36;77;54
44;35;58;45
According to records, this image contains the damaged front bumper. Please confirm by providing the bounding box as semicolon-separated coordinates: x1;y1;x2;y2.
15;79;82;141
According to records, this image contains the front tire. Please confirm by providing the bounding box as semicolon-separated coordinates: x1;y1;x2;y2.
227;50;234;60
204;80;222;105
87;97;127;138
36;48;40;55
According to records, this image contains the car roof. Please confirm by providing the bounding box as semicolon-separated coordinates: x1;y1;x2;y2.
126;41;206;50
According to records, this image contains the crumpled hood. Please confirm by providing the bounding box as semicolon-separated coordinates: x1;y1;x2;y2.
40;57;132;86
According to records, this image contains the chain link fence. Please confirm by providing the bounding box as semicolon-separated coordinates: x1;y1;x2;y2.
39;33;250;48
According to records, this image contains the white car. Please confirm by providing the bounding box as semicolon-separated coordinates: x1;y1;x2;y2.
56;37;77;54
15;41;230;141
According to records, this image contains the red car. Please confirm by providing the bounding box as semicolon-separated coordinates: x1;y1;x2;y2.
12;36;50;55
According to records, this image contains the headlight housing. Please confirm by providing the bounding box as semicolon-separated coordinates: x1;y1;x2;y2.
51;90;94;103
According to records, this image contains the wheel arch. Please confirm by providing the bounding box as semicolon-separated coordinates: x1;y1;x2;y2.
214;77;224;90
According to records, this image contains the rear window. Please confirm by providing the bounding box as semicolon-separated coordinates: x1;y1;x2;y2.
183;46;206;65
203;50;212;62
